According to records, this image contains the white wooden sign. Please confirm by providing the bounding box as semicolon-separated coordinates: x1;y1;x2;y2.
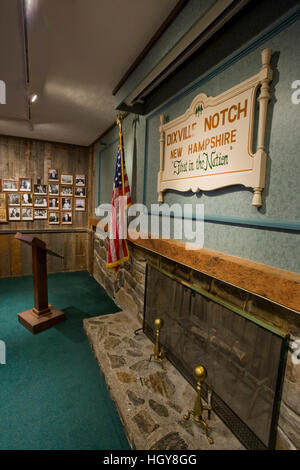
158;49;273;207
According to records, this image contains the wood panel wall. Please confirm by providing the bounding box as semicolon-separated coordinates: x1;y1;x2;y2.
0;231;92;278
0;135;94;277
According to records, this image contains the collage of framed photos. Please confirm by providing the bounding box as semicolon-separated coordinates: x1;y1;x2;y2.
0;169;87;224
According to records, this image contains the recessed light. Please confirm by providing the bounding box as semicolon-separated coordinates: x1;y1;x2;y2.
29;93;38;103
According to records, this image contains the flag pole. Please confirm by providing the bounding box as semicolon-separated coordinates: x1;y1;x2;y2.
117;114;126;198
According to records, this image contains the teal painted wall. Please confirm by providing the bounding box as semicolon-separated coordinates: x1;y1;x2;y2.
96;11;300;274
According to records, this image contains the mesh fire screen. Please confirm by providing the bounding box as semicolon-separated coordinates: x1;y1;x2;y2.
143;264;288;450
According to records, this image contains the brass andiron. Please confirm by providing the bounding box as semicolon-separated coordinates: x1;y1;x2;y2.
149;318;165;370
184;365;214;445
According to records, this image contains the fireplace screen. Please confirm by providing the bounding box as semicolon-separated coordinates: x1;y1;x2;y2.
143;264;288;450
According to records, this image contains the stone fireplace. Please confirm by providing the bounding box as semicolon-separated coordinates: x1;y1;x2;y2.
90;221;300;450
143;263;288;450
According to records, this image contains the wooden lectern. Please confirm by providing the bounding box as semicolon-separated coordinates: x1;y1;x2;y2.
15;232;66;334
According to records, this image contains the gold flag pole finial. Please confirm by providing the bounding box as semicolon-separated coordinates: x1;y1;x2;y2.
116;113;125;133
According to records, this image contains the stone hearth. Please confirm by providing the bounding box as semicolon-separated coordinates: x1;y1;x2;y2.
90;231;300;449
83;310;245;450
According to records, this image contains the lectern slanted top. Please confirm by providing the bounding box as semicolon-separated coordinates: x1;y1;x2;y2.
15;232;65;334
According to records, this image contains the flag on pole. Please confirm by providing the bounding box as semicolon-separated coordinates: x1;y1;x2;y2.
106;122;131;278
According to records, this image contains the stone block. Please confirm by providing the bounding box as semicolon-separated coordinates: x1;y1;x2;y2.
278;401;300;449
127;390;145;406
143;371;176;399
108;353;126;369
281;351;300;415
115;288;138;315
132;246;147;262
133;410;159;436
116;372;137;384
149;399;169;418
150;432;188;450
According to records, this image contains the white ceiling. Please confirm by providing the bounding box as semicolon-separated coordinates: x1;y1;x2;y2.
0;0;179;146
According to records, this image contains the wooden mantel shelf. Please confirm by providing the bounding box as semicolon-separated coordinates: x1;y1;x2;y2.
89;217;300;313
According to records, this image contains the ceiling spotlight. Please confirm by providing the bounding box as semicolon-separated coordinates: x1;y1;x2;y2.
29;93;38;103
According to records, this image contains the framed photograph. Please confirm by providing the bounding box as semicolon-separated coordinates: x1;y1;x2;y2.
61;174;73;185
48;211;60;225
2;179;18;192
8;193;20;206
48;197;59;210
19;177;32;192
49;183;59;195
74;187;86;198
34;184;47;195
61;197;72;210
74;198;86;211
21;207;33;221
34;209;47;220
8;207;21;221
34;196;47;208
61;211;72;225
0;193;8;223
60;185;73;196
21;193;33;206
75;174;86;186
48;168;59;182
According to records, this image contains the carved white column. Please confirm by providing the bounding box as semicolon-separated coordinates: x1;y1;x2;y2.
158;114;166;203
252;48;273;207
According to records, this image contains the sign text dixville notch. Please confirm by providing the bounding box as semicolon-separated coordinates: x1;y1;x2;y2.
157;49;273;208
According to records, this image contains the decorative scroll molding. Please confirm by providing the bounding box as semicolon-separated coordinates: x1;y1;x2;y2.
158;48;273;207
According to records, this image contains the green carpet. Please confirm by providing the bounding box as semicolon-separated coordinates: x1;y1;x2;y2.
0;271;130;450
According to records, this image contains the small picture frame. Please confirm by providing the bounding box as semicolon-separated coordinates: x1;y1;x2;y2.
48;168;59;182
34;209;47;220
49;183;59;195
2;179;18;192
8;193;20;206
34;184;47;195
61;211;72;225
21;193;33;206
75;174;86;186
48;211;60;225
19;177;32;192
61;197;72;210
74;187;86;198
48;197;59;210
8;207;21;220
74;198;86;212
21;207;33;221
34;196;48;208
61;174;73;185
60;185;73;196
0;193;7;223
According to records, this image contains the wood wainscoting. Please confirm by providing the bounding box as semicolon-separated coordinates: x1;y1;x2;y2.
0;229;93;278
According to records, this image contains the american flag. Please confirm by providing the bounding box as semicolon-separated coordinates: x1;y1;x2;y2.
106;132;131;278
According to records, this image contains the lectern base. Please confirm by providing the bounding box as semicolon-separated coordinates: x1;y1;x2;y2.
18;305;65;334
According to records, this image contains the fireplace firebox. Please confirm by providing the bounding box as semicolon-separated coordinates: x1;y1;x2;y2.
143;263;289;450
